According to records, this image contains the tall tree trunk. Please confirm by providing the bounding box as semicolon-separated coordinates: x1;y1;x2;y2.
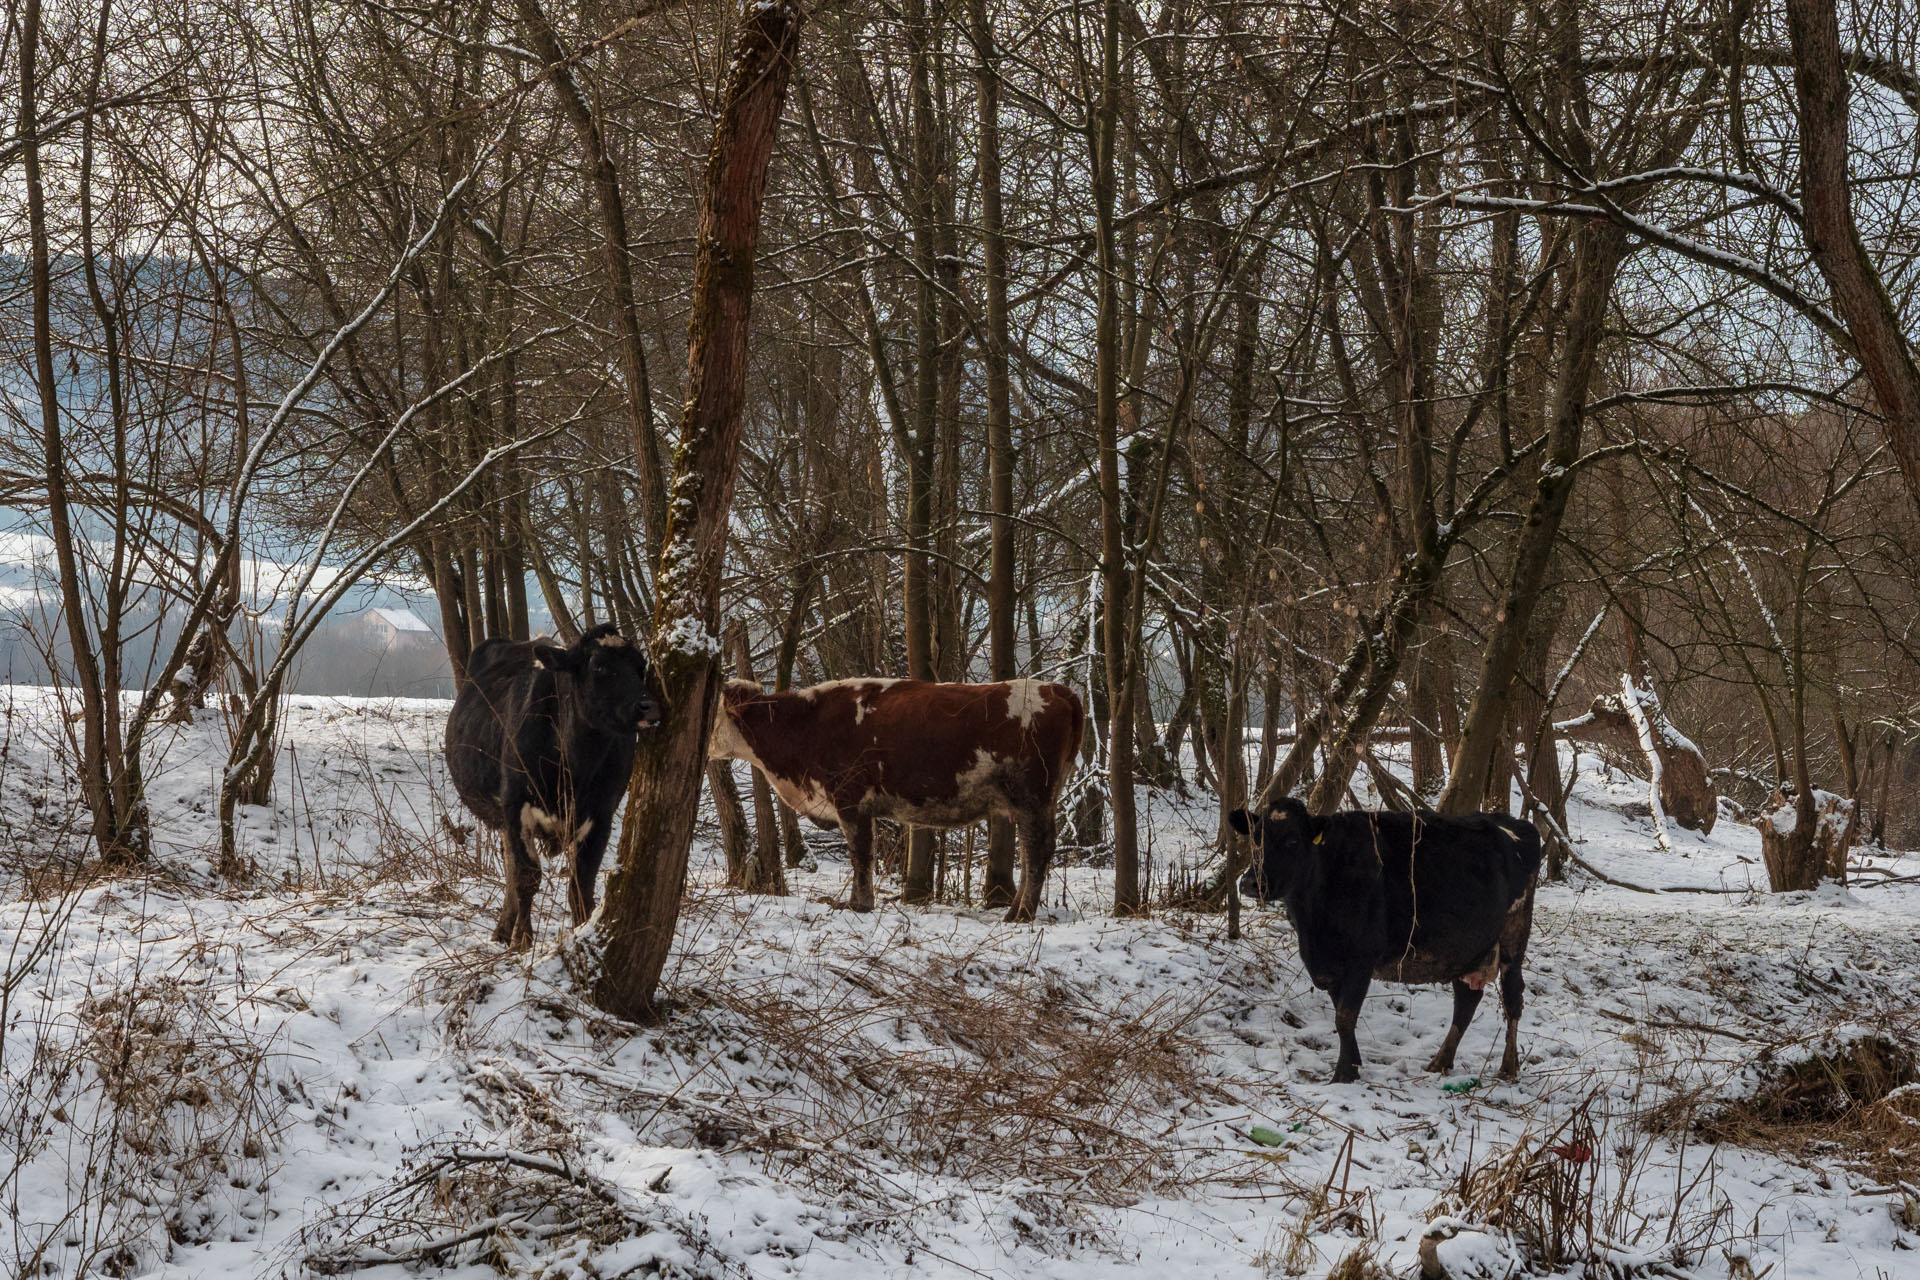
1784;0;1920;513
75;0;148;861
1093;0;1140;915
1408;625;1450;803
773;587;811;868
1440;226;1625;814
733;625;787;894
970;0;1019;908
20;0;141;865
709;758;755;888
898;0;943;904
575;0;802;1020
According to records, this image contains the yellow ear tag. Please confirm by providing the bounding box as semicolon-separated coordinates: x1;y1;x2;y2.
1313;832;1324;845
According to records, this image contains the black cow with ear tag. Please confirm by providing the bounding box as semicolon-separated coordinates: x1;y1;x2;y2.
1231;796;1541;1083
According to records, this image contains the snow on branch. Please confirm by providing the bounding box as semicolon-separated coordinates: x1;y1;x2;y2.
1620;673;1674;852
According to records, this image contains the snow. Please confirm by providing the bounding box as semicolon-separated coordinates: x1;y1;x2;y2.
658;612;721;658
1620;673;1674;851
1;691;1916;1279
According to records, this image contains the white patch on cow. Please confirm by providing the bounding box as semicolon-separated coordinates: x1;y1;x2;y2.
596;633;628;647
771;775;839;823
873;747;1006;829
799;677;901;702
1004;679;1048;727
948;748;1003;810
854;696;871;724
1501;826;1521;842
521;807;592;856
959;747;999;789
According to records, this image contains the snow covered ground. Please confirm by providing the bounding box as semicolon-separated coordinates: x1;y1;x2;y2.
2;688;1917;1279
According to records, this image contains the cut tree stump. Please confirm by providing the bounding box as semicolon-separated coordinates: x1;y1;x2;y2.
1757;788;1856;890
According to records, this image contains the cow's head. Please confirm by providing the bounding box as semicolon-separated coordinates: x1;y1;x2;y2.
536;625;663;734
707;679;769;761
1228;795;1314;902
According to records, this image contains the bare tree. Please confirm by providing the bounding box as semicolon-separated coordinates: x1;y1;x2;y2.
576;0;803;1020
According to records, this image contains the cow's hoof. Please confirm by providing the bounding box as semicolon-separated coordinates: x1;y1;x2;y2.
492;917;515;945
1331;1062;1361;1084
1498;1059;1520;1082
1425;1052;1456;1074
1002;904;1036;924
837;897;874;913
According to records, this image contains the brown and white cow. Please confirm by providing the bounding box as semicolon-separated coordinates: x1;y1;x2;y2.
708;677;1085;921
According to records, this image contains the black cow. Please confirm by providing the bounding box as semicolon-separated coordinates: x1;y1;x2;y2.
445;624;661;948
1231;797;1542;1083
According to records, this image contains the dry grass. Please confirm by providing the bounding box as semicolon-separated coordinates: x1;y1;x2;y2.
1322;1241;1391;1280
76;976;286;1247
660;937;1216;1206
1666;1033;1920;1187
1433;1093;1745;1277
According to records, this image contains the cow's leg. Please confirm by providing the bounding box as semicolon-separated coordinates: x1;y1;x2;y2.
1498;956;1527;1080
839;814;876;912
1330;972;1371;1084
1426;979;1486;1074
567;812;611;925
1005;809;1055;924
496;806;541;950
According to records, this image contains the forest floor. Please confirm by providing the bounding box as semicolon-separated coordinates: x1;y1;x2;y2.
2;687;1917;1279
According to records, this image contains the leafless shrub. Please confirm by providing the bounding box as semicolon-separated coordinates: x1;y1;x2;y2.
1435;1095;1742;1277
1664;1033;1920;1187
293;1142;743;1278
0;690;100;889
75;977;285;1247
2;949;290;1278
270;703;492;892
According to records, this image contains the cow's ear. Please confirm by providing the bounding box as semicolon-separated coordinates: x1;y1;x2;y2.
1227;808;1250;836
533;642;583;674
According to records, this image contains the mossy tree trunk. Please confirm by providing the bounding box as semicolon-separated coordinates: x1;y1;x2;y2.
575;0;803;1021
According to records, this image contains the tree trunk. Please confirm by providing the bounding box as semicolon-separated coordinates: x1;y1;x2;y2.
1440;225;1626;814
898;0;944;904
575;0;802;1021
1093;0;1140;915
733;626;787;895
1758;788;1852;892
968;0;1019;908
20;0;144;866
709;759;754;889
1554;677;1717;836
1408;624;1450;803
1784;0;1920;514
772;591;811;869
